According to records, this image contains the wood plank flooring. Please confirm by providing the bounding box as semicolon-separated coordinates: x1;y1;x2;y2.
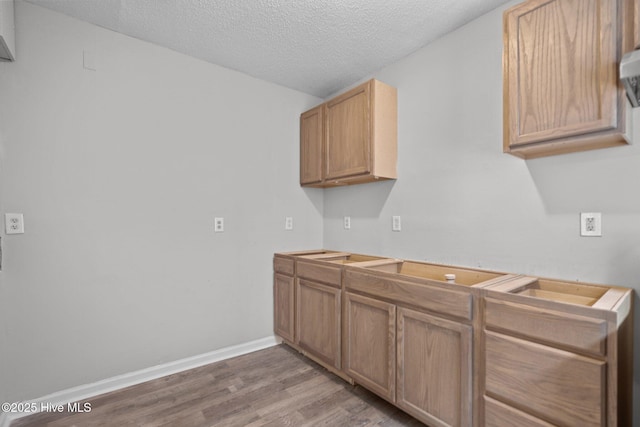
11;344;424;426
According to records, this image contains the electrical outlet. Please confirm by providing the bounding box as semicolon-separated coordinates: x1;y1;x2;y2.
392;216;401;232
285;217;293;230
5;213;24;234
344;216;351;230
580;213;601;237
214;217;224;233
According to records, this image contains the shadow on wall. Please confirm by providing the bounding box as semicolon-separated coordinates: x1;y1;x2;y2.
322;179;396;219
525;109;640;215
302;187;324;215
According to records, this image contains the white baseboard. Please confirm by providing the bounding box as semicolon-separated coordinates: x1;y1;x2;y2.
0;335;279;427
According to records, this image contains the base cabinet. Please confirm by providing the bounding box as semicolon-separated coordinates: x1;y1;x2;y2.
343;292;396;402
397;307;473;427
296;279;341;369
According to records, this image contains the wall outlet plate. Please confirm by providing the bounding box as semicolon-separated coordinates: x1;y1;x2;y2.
392;216;401;232
580;212;601;237
214;217;224;233
5;213;24;234
343;216;351;230
285;217;293;230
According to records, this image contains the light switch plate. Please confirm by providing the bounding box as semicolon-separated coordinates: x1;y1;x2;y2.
5;213;24;234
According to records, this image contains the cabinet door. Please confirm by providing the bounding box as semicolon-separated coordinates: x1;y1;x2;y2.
300;105;324;185
325;82;371;180
343;292;396;402
504;0;626;157
273;273;295;343
296;279;341;369
397;307;472;427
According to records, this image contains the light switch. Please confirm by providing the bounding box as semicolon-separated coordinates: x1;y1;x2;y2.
5;213;24;234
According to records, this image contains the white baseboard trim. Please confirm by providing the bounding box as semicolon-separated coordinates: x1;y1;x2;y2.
0;335;279;427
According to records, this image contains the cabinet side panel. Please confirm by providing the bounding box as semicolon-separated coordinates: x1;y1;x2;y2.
372;80;397;180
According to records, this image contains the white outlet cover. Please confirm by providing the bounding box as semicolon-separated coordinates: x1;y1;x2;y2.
344;216;351;230
285;216;293;230
580;212;601;237
214;217;224;232
5;213;24;234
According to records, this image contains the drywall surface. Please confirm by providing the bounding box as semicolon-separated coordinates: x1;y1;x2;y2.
0;1;322;402
323;1;640;423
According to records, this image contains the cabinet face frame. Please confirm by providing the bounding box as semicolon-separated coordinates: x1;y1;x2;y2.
397;307;473;427
343;292;396;402
300;105;324;185
273;273;295;343
503;0;631;158
635;0;639;49
295;278;341;369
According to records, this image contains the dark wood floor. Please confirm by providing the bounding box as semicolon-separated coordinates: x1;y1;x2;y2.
12;344;424;426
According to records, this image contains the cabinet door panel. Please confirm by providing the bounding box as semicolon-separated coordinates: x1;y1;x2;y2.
273;273;295;342
300;105;324;185
485;331;605;427
343;292;395;401
506;0;618;146
326;84;371;180
397;307;472;427
296;279;341;368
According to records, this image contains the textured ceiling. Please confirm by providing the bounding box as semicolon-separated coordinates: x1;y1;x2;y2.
25;0;511;97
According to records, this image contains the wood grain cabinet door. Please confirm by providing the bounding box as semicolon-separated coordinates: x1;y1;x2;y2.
343;292;396;402
295;279;341;369
325;82;371;180
396;307;472;427
300;105;324;185
273;273;295;343
503;0;629;158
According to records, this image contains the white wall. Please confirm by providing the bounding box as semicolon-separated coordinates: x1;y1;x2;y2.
323;1;640;423
0;1;323;402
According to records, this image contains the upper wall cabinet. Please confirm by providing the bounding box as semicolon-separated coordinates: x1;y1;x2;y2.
300;79;397;187
503;0;634;159
0;0;15;61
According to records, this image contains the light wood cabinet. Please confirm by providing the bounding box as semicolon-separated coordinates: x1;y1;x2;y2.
343;292;396;402
300;105;324;186
635;0;639;49
299;79;397;187
397;307;473;427
503;0;633;159
274;251;634;427
295;279;341;369
273;273;295;343
481;277;633;426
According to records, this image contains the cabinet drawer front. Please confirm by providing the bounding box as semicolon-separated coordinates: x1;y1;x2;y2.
484;396;554;427
485;298;607;356
297;260;342;287
274;257;294;276
485;331;605;427
345;269;472;320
